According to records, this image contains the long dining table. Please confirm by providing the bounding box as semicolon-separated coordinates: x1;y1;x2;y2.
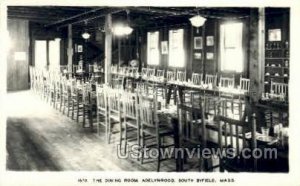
79;75;288;172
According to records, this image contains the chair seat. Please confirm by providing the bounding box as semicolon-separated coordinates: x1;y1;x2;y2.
109;112;122;122
124;117;138;128
143;124;174;136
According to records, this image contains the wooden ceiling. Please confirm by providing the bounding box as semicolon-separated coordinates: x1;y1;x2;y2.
8;6;253;29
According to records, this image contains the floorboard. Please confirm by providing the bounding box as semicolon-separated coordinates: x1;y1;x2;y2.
6;90;177;171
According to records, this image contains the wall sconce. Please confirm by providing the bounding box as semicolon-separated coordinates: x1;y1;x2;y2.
190;12;206;33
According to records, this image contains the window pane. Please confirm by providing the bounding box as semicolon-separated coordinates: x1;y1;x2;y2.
220;23;243;72
49;39;60;70
147;31;159;65
34;40;47;69
169;29;185;67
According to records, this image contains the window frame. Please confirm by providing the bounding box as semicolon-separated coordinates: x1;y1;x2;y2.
147;31;160;66
219;21;246;74
34;40;48;69
168;28;186;68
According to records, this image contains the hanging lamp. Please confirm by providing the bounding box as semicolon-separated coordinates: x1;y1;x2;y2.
82;20;91;40
189;9;206;33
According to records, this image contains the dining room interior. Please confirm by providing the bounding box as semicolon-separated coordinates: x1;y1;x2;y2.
4;6;289;172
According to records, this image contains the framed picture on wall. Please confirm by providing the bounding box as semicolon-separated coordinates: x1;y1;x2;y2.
268;29;281;41
194;37;203;49
77;45;83;53
194;52;201;59
206;36;214;46
206;52;214;60
161;41;168;54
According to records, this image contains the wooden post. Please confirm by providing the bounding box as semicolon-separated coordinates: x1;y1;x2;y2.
249;8;265;102
67;24;73;72
118;38;121;67
258;8;265;96
105;14;112;84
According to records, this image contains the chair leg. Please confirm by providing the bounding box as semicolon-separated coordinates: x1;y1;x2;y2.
67;97;70;117
108;116;112;144
137;122;140;161
97;110;100;135
62;97;66;114
72;100;75;120
82;106;86;127
124;123;127;153
106;117;110;143
157;136;161;172
141;131;145;164
60;95;63;112
53;91;56;108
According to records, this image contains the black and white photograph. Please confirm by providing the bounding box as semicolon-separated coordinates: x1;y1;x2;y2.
194;36;203;49
161;41;168;54
206;52;214;60
0;1;300;186
206;36;214;46
194;52;202;59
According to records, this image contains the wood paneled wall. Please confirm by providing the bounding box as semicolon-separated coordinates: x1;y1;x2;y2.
7;19;29;91
139;17;255;81
140;19;223;78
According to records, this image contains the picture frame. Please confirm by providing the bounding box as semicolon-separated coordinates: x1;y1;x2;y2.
206;36;214;46
268;29;282;41
206;52;214;60
161;41;168;54
77;45;83;53
194;52;202;59
194;37;203;49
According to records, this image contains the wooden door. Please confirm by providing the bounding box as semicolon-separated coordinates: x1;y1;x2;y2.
7;19;29;91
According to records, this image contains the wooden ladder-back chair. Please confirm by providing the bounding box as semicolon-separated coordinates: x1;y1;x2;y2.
121;91;139;153
214;99;257;172
107;87;123;144
166;70;176;82
191;73;203;85
239;76;250;93
96;84;108;137
156;69;165;80
138;92;175;171
205;74;217;87
147;68;156;78
219;75;235;89
183;73;203;104
176;70;186;82
177;96;207;171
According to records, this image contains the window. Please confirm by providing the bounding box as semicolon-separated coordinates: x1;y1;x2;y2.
169;29;185;67
220;22;243;72
34;40;47;69
147;31;159;65
49;38;61;70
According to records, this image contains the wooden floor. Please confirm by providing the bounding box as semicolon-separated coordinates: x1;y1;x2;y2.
6;90;177;171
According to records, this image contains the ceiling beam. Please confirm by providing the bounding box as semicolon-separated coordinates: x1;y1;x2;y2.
52;8;125;29
7;15;57;23
128;7;198;16
44;7;106;28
